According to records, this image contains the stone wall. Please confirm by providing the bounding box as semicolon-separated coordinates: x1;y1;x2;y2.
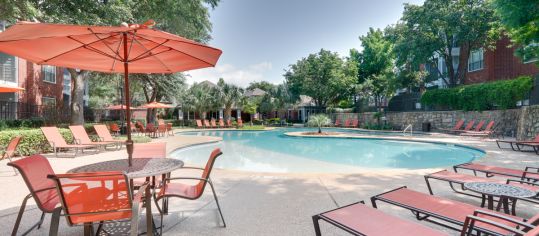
350;105;539;139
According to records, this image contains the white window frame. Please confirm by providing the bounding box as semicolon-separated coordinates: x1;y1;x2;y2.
42;96;56;106
468;48;484;72
42;65;57;84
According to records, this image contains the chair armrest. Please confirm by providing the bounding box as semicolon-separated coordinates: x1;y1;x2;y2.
181;166;205;171
525;167;539;172
473;210;534;229
165;177;207;182
522;171;539;180
506;178;539;186
461;215;526;235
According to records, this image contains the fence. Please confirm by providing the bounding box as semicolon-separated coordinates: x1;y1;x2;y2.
0;101;70;123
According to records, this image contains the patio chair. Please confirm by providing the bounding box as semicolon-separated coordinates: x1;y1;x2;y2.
343;119;351;128
370;186;534;235
155;148;225;234
133;142;167;187
145;123;158;138
7;154;60;236
312;201;446;236
41;127;98;157
461;121;495;137
351;119;359;128
196;119;204;129
93;124;124;150
453;162;539;181
219;119;225;128
158;119;165;125
166;123;174;136
424;170;539;214
439;119;465;133
226;119;232;128
210;119;217;128
452;120;475;134
135;121;146;135
334;119;341;127
2;136;22;174
497;134;539;151
204;119;211;128
69;125;118;151
109;123;121;136
47;171;150;236
237;119;243;128
157;124;167;137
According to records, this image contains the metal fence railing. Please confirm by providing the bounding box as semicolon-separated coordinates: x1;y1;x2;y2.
0;101;71;123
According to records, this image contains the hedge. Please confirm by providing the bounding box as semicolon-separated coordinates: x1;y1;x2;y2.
421;76;534;111
0;118;45;131
0;128;73;156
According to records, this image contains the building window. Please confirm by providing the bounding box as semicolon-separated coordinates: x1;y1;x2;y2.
42;97;56;106
468;48;484;72
0;53;17;83
42;65;56;83
63;69;71;95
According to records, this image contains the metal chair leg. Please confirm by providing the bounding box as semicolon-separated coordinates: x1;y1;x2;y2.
37;211;45;229
49;207;62;236
12;194;31;236
208;180;226;227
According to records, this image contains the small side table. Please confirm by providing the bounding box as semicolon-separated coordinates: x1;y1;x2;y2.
464;182;536;215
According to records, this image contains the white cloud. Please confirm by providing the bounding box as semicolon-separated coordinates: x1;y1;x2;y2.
186;62;278;87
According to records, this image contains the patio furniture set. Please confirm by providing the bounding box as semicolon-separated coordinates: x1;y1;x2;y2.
313;162;539;235
441;119;496;137
195;119;243;129
333;118;359;128
133;120;174;138
7;143;226;235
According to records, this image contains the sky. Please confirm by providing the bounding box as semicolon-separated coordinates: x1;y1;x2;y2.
187;0;425;87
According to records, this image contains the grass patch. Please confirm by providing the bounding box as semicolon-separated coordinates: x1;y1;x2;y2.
114;135;152;143
238;125;266;130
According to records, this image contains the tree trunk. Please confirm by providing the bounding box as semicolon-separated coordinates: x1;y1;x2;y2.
318;126;321;133
68;69;88;125
224;107;232;121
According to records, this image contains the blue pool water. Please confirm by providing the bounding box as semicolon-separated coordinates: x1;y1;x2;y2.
170;128;484;173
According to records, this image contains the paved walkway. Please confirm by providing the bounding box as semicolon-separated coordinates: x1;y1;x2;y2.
0;129;538;235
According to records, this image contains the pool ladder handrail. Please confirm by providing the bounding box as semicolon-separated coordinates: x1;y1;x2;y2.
403;124;413;135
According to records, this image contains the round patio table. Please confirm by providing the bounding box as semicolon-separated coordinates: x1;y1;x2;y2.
464;182;536;215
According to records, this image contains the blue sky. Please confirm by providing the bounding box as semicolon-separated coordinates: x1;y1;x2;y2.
188;0;425;87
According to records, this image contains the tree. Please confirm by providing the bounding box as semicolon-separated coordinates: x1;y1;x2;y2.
216;78;243;121
354;28;396;124
0;0;219;124
307;114;330;133
183;82;216;120
391;0;500;87
492;0;539;65
241;99;258;126
247;81;275;92
284;49;357;107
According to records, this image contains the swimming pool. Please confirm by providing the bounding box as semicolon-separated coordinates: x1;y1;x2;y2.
171;128;484;173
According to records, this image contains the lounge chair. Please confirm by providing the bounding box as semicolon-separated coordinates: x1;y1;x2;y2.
424;170;539;214
41;127;98;157
312;201;446;236
343;119;351;128
69;125;118;150
2;136;22;174
351;119;359;128
237;119;243;128
204;119;211;128
47;171;150;236
334;119;341;127
226;119;232;128
371;186;534;235
196;119;204;129
155;148;226;235
210;119;217;128
166;123;174;136
219;119;225;128
93;124;124;150
452;120;475;134
439;119;465;133
7;155;60;236
461;121;495;137
453;162;539;180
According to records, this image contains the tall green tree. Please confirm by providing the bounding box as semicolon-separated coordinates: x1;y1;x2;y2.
0;0;219;124
491;0;539;65
391;0;500;87
284;49;357;107
354;28;396;123
247;81;275;92
184;82;217;120
216;78;243;121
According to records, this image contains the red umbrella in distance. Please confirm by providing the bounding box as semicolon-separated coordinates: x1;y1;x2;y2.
140;101;174;109
0;20;222;165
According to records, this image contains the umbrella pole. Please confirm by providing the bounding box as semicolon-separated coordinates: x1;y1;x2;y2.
123;33;134;166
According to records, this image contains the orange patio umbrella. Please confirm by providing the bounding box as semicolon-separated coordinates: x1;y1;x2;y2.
140;101;174;109
0;20;222;166
0;84;24;93
105;104;145;110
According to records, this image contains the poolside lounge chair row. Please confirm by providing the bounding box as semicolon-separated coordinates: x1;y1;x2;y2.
41;125;124;157
195;119;243;129
441;119;496;137
334;118;359;128
313;162;539;235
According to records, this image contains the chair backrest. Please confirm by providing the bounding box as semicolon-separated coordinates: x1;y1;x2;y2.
335;119;340;126
344;119;350;126
483;121;495;132
94;124;114;142
48;171;131;226
133;142;167;158
211;120;217;127
474;120;485;132
454;119;465;130
158;124;166;132
204;120;211;127
227;120;232;126
109;123;120;132
41;127;68;146
8;155;59;212
352;119;358;127
463;120;475;131
166;123;172;131
219;119;225;127
69;125;93;144
4;136;22;159
196;120;203;127
196;148;222;195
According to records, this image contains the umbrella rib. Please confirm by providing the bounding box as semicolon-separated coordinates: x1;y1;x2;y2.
109;33;124;71
129;39;170;61
38;34;118;64
135;34;215;67
130;37;173;72
129;48;173;63
88;28;123;60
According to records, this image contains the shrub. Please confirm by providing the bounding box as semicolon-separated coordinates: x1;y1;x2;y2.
421;76;534;111
0;128;73;156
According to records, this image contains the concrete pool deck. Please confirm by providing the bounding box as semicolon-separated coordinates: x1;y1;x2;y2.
0;128;538;235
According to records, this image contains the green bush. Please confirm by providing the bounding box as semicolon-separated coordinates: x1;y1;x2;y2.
421;76;534;111
0;128;73;156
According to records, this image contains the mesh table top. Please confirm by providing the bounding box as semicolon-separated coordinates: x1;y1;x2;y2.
68;158;184;179
464;182;536;198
